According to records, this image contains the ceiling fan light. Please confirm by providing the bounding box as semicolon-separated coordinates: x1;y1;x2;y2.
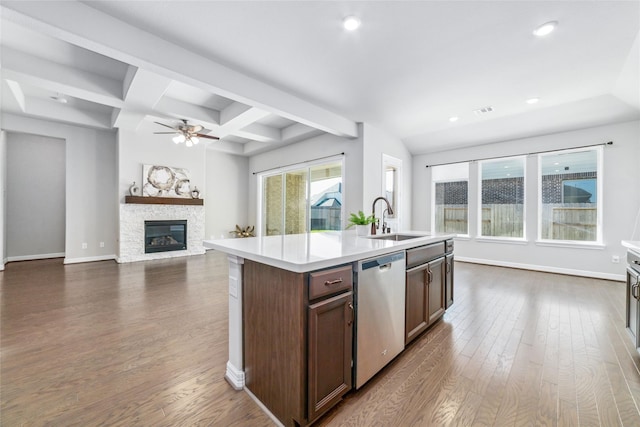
185;139;193;148
173;134;186;144
190;136;199;145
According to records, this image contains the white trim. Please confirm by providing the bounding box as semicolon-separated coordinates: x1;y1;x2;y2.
475;237;528;245
455;256;624;282
224;361;245;390
7;252;65;262
63;254;116;264
244;387;285;427
382;153;402;230
535;240;605;250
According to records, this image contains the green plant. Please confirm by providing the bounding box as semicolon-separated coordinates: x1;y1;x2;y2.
346;211;375;229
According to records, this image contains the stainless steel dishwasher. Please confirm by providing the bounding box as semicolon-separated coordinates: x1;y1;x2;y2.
355;251;406;388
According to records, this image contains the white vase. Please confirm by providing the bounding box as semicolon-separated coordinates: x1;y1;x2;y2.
356;224;369;236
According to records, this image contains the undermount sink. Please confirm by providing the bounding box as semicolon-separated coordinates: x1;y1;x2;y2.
365;233;428;241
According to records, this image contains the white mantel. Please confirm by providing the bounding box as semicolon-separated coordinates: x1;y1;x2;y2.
118;203;205;263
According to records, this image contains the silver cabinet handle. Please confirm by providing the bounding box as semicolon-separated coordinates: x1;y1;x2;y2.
324;278;343;286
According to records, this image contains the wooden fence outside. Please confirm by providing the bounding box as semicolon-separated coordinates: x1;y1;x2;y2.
435;203;596;240
542;204;597;241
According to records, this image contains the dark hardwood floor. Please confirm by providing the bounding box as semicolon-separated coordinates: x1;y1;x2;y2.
2;252;639;426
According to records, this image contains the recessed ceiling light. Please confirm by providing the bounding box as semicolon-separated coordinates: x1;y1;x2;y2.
449;116;459;122
343;16;361;31
526;97;540;104
533;21;557;37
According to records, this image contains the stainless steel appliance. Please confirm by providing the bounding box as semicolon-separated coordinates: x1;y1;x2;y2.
626;249;640;353
356;251;406;388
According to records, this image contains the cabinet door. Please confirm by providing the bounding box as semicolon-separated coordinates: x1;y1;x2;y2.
405;265;429;345
427;257;446;325
445;254;454;309
308;291;354;422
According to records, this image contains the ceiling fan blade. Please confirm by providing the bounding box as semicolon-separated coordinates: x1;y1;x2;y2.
191;125;203;132
195;133;220;140
154;121;177;130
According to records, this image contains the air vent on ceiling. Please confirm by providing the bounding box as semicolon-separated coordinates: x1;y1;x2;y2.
473;106;494;116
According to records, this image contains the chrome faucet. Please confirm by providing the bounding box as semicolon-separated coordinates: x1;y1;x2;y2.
371;197;394;235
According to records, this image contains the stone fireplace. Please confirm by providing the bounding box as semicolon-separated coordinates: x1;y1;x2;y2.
118;201;204;263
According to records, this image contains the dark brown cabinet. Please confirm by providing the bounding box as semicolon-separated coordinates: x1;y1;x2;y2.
427;257;446;325
308;291;353;421
405;242;451;346
445;253;454;309
405;263;429;343
243;260;353;427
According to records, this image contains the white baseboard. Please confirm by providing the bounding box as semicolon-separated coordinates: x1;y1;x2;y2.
224;361;245;390
63;254;116;265
456;256;626;282
244;387;284;427
7;252;65;262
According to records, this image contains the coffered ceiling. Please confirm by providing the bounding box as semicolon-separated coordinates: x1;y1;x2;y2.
1;1;638;155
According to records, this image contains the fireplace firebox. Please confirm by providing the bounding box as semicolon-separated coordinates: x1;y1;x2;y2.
144;220;187;253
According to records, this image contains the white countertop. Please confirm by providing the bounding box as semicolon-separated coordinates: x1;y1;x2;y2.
204;231;454;273
622;241;640;254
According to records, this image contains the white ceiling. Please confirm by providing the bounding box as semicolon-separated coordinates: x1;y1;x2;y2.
1;1;639;155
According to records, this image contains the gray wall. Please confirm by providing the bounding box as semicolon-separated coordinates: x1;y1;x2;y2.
1;114;118;263
6;132;65;259
412;120;640;280
205;150;249;240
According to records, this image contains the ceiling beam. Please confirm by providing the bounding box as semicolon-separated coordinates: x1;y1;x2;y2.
1;46;124;109
154;97;220;130
112;66;173;129
281;123;321;142
234;122;280;142
5;80;26;112
1;2;358;138
24;98;112;129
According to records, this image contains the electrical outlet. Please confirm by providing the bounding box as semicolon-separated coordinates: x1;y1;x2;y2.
99;242;105;248
82;243;88;249
612;255;620;264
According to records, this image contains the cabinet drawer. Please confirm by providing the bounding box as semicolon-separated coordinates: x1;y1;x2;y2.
406;242;445;269
309;265;353;301
445;239;454;254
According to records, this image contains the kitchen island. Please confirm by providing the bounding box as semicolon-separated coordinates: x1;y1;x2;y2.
204;230;454;426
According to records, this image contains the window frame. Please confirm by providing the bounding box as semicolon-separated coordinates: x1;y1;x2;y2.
536;146;603;246
431;162;470;237
477;155;527;242
256;155;345;236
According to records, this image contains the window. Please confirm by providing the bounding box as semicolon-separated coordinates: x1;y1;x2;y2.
432;163;469;235
260;159;343;236
539;147;602;243
479;157;525;238
382;154;402;230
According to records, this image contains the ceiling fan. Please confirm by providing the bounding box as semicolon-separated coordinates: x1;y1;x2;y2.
154;119;219;147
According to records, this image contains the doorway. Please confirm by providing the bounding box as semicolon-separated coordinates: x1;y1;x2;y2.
5;132;66;261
